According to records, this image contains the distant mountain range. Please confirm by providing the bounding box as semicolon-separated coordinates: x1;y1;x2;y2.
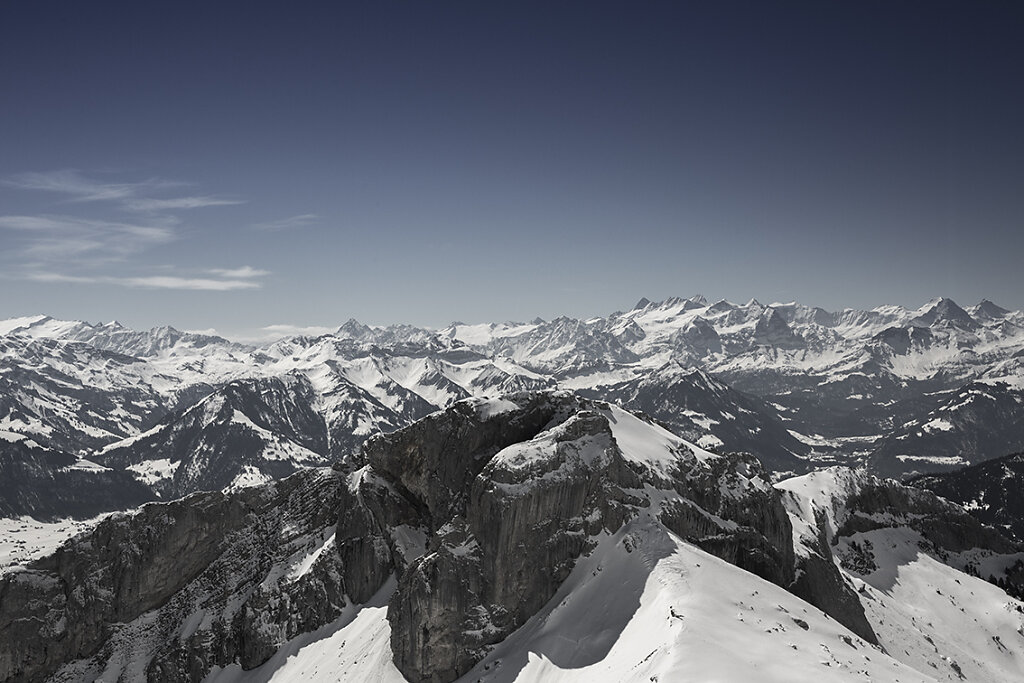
1;295;1023;515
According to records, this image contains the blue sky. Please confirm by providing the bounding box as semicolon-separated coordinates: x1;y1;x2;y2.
1;2;1022;338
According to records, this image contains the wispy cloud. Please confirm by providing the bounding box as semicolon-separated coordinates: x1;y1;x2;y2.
262;324;336;335
2;170;267;295
29;272;262;291
251;213;319;231
197;324;336;344
3;170;182;203
124;196;245;211
207;266;270;278
3;170;243;214
0;214;175;263
0;215;268;292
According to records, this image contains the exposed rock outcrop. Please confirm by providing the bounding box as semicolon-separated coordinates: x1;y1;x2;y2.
0;469;352;683
359;393;798;682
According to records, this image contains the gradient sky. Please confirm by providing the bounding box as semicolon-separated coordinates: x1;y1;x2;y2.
1;1;1022;339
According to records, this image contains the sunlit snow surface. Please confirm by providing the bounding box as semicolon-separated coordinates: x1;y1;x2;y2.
205;578;404;683
0;516;108;572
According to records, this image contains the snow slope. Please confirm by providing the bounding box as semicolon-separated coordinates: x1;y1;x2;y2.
466;521;929;683
778;468;1024;683
0;515;108;572
206;578;405;683
204;519;932;683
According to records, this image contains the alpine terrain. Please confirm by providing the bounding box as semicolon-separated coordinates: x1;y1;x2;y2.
2;296;1024;682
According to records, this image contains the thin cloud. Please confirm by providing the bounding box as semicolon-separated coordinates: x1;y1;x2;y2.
3;170;183;203
259;324;336;340
0;214;175;263
124;276;260;291
2;170;263;294
29;272;261;291
251;213;319;231
4;170;242;214
124;196;245;211
207;266;270;278
262;324;336;335
186;324;334;344
0;214;173;239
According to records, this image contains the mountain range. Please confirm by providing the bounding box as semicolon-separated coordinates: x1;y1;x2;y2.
3;292;1024;682
3;295;1023;511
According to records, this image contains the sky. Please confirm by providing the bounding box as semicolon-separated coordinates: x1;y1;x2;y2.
1;1;1022;339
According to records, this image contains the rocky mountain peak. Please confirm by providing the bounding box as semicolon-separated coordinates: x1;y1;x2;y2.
363;393;795;681
972;298;1011;321
705;298;735;314
753;307;802;348
654;359;714;384
911;296;979;330
335;318;373;339
632;296;652;310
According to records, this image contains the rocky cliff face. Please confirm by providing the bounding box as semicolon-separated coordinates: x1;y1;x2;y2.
0;469;349;683
355;392;797;682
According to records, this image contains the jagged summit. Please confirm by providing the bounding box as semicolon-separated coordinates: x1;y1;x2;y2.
632;296;652;310
336;317;373;339
972;298;1011;320
753;307;801;348
705;298;735;314
654;358;708;377
910;296;979;330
